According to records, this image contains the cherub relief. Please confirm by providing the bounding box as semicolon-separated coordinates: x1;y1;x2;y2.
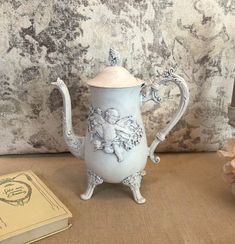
88;107;143;162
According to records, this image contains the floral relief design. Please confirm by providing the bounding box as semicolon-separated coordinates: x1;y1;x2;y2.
88;107;143;162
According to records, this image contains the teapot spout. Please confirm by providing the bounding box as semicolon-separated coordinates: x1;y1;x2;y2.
51;78;85;159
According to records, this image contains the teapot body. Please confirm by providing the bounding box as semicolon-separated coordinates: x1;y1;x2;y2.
84;85;148;183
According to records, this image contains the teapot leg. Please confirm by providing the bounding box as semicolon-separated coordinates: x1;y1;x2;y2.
80;169;103;200
122;171;146;204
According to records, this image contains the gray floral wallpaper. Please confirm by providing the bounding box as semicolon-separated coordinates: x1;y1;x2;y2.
0;0;234;155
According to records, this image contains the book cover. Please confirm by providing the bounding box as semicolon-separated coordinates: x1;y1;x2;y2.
0;170;72;243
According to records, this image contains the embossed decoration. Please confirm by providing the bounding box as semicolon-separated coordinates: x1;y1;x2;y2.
122;172;143;190
88;107;143;162
87;169;104;186
0;175;32;206
0;173;60;209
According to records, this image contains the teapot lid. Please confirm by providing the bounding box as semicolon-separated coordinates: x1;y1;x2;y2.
87;48;143;88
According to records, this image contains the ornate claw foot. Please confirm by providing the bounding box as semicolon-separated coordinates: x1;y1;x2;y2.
122;171;146;204
80;170;103;200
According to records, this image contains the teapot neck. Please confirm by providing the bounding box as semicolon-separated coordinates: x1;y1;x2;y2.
89;86;142;113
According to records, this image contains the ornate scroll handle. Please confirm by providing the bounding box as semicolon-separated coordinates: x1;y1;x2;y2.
141;68;190;164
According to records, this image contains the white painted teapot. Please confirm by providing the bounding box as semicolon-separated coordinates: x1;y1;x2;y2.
52;48;189;204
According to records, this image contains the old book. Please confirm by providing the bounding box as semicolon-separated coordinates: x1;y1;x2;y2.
0;170;72;244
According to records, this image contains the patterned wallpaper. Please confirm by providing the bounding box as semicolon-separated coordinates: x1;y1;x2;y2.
0;0;234;155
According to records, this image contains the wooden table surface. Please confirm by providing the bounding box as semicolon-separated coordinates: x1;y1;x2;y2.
0;153;234;244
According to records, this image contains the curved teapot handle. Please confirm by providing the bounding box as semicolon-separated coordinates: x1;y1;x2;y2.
140;68;190;164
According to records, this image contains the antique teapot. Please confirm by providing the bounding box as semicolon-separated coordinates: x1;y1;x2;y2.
52;48;189;204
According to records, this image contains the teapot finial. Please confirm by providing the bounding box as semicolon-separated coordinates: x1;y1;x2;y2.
108;48;120;66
